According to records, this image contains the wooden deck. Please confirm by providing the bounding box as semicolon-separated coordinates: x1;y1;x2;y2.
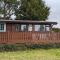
0;32;60;44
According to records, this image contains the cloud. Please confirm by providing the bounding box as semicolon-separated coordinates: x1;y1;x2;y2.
44;0;60;28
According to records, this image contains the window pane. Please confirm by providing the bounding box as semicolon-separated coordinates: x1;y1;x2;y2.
16;24;21;31
0;23;4;30
45;25;50;31
0;23;5;32
46;27;50;31
28;24;32;31
34;25;45;32
21;24;28;31
16;24;28;31
34;25;40;31
40;25;45;31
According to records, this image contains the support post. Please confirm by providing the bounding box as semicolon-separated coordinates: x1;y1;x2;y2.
49;24;53;31
32;24;35;32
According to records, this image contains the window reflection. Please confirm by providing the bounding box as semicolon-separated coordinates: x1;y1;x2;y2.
16;24;50;32
40;25;45;31
16;24;21;31
21;25;28;31
34;25;40;31
28;24;32;31
34;25;45;32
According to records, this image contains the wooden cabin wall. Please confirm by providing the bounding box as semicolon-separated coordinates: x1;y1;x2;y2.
6;23;16;32
6;23;12;32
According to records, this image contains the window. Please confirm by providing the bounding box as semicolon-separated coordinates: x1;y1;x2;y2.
16;24;21;31
0;23;6;32
34;25;40;31
21;24;28;31
28;24;32;31
45;25;50;31
34;25;45;32
40;25;45;31
16;24;28;31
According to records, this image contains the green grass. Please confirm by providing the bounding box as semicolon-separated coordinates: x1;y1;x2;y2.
0;48;60;60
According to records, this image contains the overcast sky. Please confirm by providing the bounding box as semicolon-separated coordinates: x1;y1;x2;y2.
44;0;60;28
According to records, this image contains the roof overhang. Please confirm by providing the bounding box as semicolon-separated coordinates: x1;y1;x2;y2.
0;20;57;25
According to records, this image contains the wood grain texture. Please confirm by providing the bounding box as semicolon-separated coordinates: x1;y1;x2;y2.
0;32;60;44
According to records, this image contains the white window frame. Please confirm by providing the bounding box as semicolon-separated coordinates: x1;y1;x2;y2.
0;23;6;32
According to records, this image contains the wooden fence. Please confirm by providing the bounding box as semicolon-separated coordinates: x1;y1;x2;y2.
0;32;60;44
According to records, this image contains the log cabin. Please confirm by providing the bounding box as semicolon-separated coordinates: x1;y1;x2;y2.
0;20;60;45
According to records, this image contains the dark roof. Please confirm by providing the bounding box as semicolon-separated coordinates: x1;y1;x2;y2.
0;20;57;25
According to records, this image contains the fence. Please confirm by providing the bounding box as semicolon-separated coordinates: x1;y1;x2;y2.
0;32;60;44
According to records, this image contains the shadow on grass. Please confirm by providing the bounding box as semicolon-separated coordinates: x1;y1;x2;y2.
0;43;60;52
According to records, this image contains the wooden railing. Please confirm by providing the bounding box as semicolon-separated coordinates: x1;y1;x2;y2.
0;32;60;44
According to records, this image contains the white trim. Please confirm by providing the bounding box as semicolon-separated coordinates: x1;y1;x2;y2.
4;23;6;32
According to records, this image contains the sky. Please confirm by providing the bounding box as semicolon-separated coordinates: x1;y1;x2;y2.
44;0;60;28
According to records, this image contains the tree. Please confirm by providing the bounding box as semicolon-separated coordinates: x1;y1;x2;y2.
0;0;50;20
52;28;60;32
0;0;20;19
16;0;50;20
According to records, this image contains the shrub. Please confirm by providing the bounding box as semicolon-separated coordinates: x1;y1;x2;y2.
0;43;60;51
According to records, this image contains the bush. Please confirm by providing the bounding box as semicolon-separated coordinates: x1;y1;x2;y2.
0;44;27;51
0;43;60;51
26;43;60;49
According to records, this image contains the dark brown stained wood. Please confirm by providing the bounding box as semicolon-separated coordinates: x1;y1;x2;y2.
6;23;12;32
6;23;16;32
0;32;60;44
0;20;57;25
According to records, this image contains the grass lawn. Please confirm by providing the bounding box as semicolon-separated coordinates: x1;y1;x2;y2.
0;48;60;60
